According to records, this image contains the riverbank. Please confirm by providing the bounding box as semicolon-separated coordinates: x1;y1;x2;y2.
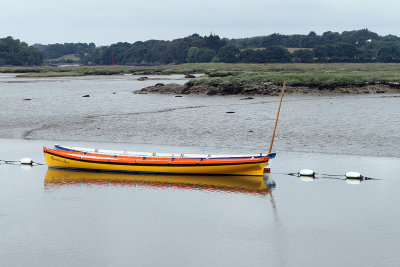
3;63;400;95
135;82;400;96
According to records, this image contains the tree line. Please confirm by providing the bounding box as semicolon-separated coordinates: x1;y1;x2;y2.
34;42;96;61
82;34;225;65
0;37;43;66
3;29;400;66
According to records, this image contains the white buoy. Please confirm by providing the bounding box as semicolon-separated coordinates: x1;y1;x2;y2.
20;158;33;165
345;171;362;179
299;169;315;176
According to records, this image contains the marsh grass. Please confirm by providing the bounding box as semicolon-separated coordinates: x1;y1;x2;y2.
2;63;400;87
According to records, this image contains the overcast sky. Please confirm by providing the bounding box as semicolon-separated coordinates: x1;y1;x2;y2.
2;0;400;45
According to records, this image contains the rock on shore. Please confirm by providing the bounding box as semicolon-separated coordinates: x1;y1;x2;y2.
134;82;400;96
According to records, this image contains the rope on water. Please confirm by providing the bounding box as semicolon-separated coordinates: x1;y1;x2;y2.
0;159;45;166
275;172;381;181
316;172;381;180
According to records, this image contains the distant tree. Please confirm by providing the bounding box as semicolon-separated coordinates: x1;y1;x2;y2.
380;34;400;42
302;31;321;48
240;46;292;63
285;34;304;47
356;48;377;62
43;42;96;60
378;43;400;62
204;34;226;51
78;30;400;65
313;45;328;62
226;36;265;49
197;48;216;62
313;43;358;62
321;31;341;44
293;49;314;63
262;46;293;63
0;36;43;65
261;33;287;47
186;47;200;62
217;46;240;63
109;42;131;64
308;31;317;37
240;49;259;63
186;47;216;63
341;29;379;47
127;41;148;64
32;43;47;51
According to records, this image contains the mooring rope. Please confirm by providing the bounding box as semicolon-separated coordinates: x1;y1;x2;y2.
316;172;381;180
275;172;381;181
0;159;45;166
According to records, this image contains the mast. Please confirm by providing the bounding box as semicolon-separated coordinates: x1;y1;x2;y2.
268;81;286;154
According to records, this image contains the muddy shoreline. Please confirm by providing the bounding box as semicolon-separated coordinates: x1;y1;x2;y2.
135;82;400;96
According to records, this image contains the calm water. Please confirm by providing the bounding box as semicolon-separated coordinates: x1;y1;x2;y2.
1;74;399;266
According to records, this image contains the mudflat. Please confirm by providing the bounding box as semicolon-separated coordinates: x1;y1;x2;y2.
1;73;399;157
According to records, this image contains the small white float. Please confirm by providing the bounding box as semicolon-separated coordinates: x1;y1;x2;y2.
20;158;33;165
299;169;315;176
345;171;362;179
299;169;315;182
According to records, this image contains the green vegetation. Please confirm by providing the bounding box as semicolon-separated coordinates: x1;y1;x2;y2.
3;29;400;93
184;63;400;89
191;71;400;89
82;34;225;65
0;36;43;65
217;46;241;63
3;63;400;90
186;47;216;63
80;29;400;64
4;29;400;66
33;42;95;64
46;54;82;65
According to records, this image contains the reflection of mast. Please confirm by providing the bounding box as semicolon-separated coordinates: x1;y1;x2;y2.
269;192;281;226
264;173;287;267
264;173;281;226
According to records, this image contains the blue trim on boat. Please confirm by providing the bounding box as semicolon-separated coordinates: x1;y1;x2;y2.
54;145;79;152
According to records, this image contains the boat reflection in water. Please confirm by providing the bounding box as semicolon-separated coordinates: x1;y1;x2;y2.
45;168;275;195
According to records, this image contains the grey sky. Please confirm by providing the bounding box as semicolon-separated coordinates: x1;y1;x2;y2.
2;0;400;45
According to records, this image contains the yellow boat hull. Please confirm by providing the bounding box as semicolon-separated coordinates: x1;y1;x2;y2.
44;152;267;176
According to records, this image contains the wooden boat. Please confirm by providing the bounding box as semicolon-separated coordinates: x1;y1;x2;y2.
44;168;272;195
43;146;272;176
